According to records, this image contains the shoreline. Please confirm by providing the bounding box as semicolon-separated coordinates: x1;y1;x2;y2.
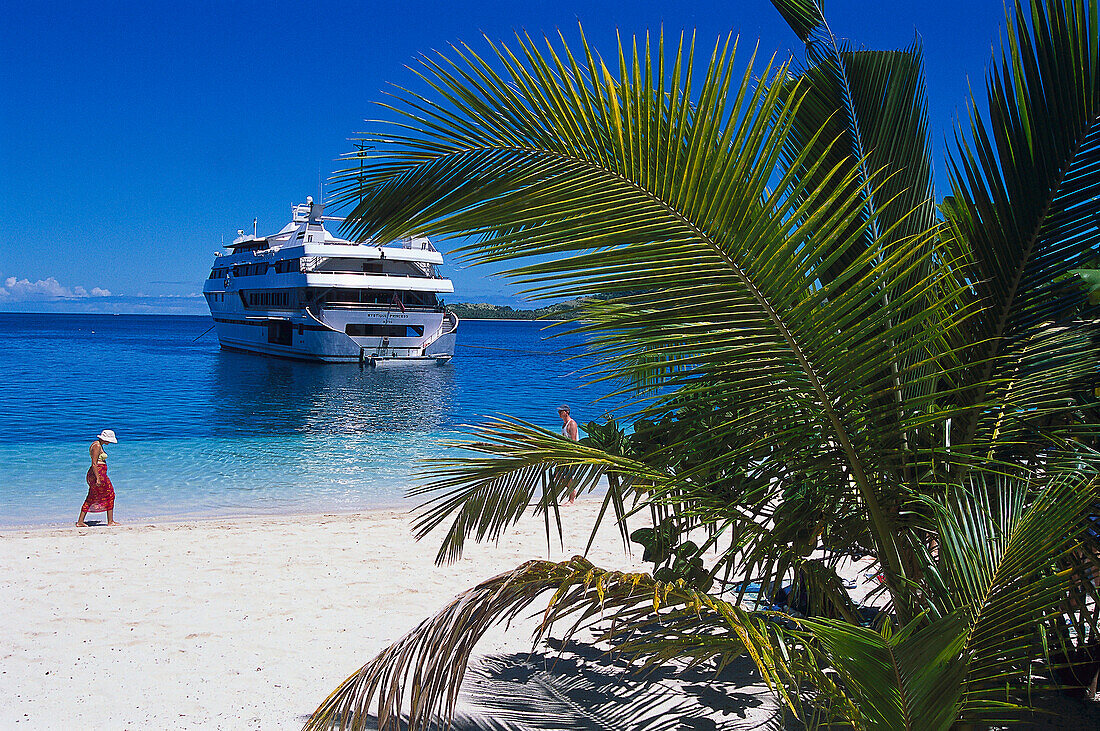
453;317;567;322
0;502;418;534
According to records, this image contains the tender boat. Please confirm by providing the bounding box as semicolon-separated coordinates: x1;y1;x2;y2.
203;197;458;363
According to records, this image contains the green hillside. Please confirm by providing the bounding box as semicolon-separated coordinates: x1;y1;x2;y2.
446;298;588;320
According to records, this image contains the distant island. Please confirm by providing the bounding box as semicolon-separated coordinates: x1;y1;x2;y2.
445;298;588;320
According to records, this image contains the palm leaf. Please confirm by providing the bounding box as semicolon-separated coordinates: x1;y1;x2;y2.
770;0;938;286
945;0;1100;455
799;611;970;731
917;470;1099;722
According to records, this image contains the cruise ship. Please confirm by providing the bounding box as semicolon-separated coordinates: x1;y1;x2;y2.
203;197;458;363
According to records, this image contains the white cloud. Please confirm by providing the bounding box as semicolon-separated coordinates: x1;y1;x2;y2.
0;276;112;301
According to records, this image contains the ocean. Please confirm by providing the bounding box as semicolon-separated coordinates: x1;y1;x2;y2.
0;313;622;528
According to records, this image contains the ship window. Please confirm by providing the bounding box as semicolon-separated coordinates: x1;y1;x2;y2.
345;324;425;338
405;292;432;307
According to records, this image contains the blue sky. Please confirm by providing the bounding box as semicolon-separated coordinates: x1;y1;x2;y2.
0;0;1008;314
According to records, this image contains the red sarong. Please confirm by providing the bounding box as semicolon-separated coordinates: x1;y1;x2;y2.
82;464;114;513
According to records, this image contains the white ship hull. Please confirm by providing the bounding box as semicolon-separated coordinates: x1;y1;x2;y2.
209;307;458;364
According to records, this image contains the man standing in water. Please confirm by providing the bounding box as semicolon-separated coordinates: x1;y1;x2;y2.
558;405;579;503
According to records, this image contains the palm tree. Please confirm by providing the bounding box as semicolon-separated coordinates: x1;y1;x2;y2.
306;0;1100;727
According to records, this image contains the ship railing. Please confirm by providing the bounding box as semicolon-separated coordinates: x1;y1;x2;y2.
305;269;446;280
362;237;437;252
320;302;444;312
400;237;437;252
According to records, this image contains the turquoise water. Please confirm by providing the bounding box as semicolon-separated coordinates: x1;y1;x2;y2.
1;314;621;528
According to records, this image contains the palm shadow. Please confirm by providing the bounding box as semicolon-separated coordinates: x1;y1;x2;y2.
450;636;798;731
297;635;801;730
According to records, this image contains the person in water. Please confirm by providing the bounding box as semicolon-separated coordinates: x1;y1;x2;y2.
76;430;119;527
558;406;580;503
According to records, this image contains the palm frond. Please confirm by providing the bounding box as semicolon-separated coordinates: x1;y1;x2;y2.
800;611;969;731
770;0;938;283
917;470;1099;722
946;0;1100;454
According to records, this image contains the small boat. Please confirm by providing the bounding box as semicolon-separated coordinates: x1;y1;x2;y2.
203;197;458;363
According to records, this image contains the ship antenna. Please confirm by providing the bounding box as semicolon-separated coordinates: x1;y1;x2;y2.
353;141;374;205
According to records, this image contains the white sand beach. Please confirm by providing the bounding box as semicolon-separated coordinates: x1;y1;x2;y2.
0;501;683;730
6;501;1098;730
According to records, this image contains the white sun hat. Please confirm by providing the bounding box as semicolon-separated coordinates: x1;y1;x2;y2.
97;429;118;443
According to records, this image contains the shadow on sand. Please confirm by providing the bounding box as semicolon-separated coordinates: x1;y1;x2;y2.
302;635;796;730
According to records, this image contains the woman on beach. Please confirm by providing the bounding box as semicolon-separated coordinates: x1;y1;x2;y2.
76;430;118;527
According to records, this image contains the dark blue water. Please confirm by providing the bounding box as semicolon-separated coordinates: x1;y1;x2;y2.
0;314;622;528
